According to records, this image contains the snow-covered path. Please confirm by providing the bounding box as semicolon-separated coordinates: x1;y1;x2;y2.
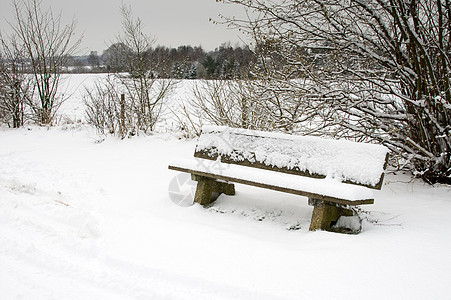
1;126;450;299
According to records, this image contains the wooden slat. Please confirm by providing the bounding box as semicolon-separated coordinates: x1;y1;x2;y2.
168;165;374;206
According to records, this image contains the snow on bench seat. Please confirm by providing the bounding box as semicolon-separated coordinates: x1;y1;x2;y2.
169;157;375;205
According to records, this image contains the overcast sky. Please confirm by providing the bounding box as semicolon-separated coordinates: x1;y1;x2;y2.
0;0;248;55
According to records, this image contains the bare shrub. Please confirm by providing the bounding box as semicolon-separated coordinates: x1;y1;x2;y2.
84;75;173;138
175;77;339;137
84;76;123;136
175;79;275;135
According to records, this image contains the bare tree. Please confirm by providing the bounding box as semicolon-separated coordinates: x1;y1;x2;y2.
0;33;33;127
84;5;173;137
10;0;81;125
102;43;133;73
116;4;172;133
220;0;451;184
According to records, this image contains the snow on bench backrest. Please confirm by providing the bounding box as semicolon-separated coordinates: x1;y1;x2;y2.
195;125;389;189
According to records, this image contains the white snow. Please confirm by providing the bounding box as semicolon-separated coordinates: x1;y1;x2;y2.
170;157;374;201
197;125;389;187
1;75;451;299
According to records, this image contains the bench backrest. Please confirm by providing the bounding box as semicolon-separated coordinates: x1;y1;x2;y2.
194;125;389;190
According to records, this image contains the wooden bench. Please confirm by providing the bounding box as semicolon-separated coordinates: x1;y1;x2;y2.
169;125;389;234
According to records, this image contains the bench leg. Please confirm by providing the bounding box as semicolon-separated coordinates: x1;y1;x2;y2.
192;175;235;205
308;198;357;233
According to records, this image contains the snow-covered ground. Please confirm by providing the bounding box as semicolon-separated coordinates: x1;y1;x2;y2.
1;75;451;299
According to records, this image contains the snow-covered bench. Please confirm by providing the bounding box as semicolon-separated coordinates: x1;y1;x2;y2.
169;125;389;233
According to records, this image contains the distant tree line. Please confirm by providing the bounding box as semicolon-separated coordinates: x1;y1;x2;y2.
67;43;256;79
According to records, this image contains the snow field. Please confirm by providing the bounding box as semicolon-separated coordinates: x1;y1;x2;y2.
0;75;451;299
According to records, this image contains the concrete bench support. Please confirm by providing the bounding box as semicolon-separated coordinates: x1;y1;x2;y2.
308;198;356;233
192;175;235;205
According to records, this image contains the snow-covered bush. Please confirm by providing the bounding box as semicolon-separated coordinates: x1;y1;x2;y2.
222;0;451;184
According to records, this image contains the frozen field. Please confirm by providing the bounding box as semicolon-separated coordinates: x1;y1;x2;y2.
1;75;450;299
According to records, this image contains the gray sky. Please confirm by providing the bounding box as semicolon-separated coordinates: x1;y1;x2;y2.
0;0;248;55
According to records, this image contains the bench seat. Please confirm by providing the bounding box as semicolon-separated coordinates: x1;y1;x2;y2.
169;157;374;206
